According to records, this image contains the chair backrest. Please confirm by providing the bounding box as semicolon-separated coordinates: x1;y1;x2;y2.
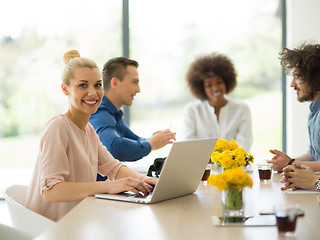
0;223;33;240
3;185;55;238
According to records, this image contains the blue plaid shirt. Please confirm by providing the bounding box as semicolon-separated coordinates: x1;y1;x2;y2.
308;96;320;161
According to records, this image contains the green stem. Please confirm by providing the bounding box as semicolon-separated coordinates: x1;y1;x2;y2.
225;188;243;210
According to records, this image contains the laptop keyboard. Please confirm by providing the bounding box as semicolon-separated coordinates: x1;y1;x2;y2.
119;191;153;199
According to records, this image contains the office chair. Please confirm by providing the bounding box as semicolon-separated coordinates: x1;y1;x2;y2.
3;185;54;237
0;223;33;240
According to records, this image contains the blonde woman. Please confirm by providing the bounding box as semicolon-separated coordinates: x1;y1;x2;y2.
25;50;157;221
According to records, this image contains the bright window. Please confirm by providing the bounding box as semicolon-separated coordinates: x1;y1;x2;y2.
129;0;282;161
0;0;282;177
0;1;122;193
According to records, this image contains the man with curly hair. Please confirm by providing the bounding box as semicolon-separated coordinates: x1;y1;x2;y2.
179;52;253;151
268;42;320;174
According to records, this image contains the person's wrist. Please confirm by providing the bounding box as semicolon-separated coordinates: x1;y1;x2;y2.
147;140;154;150
288;158;295;166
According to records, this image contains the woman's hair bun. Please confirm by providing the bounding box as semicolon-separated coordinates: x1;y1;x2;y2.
63;50;81;64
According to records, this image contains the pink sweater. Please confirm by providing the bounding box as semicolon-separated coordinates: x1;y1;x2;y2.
25;115;123;221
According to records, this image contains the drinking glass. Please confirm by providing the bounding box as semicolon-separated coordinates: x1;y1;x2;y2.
257;163;273;183
275;204;300;237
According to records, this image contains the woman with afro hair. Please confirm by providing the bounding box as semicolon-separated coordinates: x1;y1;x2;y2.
179;52;253;151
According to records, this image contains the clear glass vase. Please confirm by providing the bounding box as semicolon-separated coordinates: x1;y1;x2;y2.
221;187;244;216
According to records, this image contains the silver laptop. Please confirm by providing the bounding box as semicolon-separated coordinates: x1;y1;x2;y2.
95;138;217;204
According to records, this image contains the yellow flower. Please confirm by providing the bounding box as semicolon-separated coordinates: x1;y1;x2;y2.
208;168;253;191
229;139;239;150
210;139;254;168
213;139;239;152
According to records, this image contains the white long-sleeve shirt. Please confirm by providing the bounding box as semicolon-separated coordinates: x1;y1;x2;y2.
178;99;253;152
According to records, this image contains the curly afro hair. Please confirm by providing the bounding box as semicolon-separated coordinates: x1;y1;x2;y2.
186;52;237;100
280;42;320;92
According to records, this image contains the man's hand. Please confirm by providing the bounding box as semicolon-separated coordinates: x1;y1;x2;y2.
148;129;176;150
267;149;291;171
281;163;319;190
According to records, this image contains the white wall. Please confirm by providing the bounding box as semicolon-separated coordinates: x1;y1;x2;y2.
286;0;320;157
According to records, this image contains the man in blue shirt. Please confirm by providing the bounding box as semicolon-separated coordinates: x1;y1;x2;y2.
89;57;176;180
267;42;320;173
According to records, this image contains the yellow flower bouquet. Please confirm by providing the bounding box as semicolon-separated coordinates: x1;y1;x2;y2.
211;139;254;170
208;168;253;216
208;168;253;191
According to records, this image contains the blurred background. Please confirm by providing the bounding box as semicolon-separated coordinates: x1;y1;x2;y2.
0;0;282;171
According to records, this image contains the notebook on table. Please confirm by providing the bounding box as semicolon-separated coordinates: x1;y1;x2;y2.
284;189;320;194
95;138;217;204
